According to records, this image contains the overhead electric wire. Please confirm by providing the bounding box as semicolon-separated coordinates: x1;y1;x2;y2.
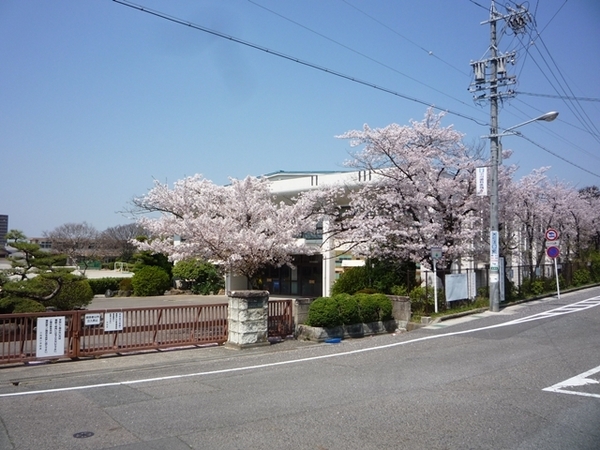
113;0;597;181
342;0;471;78
510;99;600;162
467;0;489;12
533;32;600;141
112;0;489;127
516;92;600;102
515;131;600;180
247;0;479;114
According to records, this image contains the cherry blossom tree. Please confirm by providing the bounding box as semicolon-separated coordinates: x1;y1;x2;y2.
502;169;595;269
131;175;318;287
334;109;487;268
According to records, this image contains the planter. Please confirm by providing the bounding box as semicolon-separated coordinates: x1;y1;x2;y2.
296;319;406;342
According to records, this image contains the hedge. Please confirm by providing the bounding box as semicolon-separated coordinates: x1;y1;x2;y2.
87;277;122;295
306;293;394;328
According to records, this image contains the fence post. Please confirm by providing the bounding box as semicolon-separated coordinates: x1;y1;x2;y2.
71;311;81;359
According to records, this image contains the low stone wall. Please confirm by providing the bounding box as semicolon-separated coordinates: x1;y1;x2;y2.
296;319;406;342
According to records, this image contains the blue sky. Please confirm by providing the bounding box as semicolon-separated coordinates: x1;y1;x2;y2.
2;0;599;237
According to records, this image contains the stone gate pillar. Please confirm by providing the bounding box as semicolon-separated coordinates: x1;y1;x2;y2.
226;290;269;349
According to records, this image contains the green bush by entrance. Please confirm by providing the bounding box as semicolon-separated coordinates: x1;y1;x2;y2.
306;293;394;328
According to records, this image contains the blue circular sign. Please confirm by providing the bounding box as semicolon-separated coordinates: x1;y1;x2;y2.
546;246;560;259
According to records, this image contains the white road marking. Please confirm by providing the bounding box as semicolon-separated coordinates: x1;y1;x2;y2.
543;365;600;399
1;295;599;399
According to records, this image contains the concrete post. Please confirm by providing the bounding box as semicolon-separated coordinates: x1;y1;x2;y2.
226;290;270;349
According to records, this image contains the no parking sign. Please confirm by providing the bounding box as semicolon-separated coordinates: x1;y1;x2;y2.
546;246;560;259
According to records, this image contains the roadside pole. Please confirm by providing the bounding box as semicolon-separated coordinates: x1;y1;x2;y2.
431;247;443;313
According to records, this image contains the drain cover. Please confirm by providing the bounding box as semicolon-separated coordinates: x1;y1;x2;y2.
73;431;94;439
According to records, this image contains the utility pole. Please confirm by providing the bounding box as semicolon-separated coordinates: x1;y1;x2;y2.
469;1;530;312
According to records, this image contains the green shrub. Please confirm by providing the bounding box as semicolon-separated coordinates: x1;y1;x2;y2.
572;269;591;286
391;285;408;296
519;278;546;297
334;293;360;325
355;293;380;323
46;279;94;310
131;266;171;296
0;297;46;314
355;288;378;294
371;293;393;321
590;253;600;282
119;278;133;291
409;286;434;314
306;297;342;328
331;267;369;295
172;258;224;295
87;277;121;295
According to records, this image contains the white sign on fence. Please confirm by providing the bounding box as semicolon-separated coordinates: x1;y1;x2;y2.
36;317;65;358
104;312;124;331
84;313;102;326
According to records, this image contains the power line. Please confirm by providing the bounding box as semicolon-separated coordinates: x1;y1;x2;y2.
113;0;597;181
516;131;600;180
247;0;478;113
341;0;471;78
510;99;600;162
515;91;600;102
112;0;489;127
467;0;489;11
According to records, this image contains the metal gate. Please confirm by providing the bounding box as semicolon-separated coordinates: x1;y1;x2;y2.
0;304;228;365
268;299;294;338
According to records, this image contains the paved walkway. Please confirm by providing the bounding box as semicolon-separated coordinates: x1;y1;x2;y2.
89;293;229;309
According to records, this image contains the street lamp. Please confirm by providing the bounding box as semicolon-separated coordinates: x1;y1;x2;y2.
488;111;559;312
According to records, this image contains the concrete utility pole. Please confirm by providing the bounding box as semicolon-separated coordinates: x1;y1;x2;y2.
469;1;528;312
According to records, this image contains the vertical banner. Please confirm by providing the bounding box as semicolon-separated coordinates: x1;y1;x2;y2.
36;317;65;358
490;231;499;270
476;167;488;196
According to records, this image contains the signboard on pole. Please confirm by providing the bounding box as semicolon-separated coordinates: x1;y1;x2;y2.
476;167;488;196
490;231;499;270
431;246;443;260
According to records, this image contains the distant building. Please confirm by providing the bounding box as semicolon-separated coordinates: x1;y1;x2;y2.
0;214;8;257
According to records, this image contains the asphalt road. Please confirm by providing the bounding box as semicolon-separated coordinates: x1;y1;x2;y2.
1;287;599;449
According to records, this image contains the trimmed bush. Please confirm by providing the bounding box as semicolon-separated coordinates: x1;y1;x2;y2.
47;279;94;310
306;297;342;328
87;278;121;295
334;293;361;325
371;293;393;321
131;266;171;297
355;293;380;323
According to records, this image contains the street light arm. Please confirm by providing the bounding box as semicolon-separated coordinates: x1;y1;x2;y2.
504;111;559;133
483;111;559;138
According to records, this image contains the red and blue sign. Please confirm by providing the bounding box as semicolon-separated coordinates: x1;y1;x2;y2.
546;246;560;259
545;228;559;241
